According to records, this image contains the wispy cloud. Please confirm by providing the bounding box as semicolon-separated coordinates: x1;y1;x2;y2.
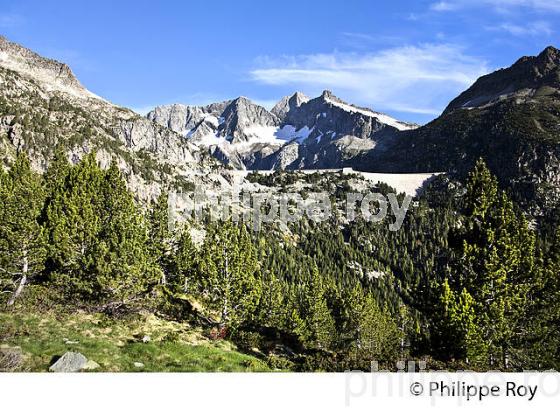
430;1;460;11
250;44;489;116
489;20;553;36
0;13;24;28
430;0;560;13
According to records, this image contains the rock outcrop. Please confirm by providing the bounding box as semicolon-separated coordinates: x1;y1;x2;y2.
49;352;89;372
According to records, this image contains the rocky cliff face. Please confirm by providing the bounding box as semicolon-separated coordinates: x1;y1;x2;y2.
271;91;309;121
0;36;224;201
0;35;98;100
148;90;417;170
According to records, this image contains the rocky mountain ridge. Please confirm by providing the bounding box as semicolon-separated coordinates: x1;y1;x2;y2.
357;45;560;217
147;89;417;170
0;35;227;201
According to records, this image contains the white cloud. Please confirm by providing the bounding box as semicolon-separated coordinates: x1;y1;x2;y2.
430;2;459;11
491;20;553;36
430;0;560;13
250;44;488;116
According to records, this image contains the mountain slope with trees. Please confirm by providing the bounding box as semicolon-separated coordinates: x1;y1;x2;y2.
357;46;560;220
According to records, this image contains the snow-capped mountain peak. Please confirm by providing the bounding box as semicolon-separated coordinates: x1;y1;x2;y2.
318;90;417;131
147;91;417;170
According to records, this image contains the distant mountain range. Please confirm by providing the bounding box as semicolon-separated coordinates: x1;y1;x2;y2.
1;34;560;215
147;90;417;170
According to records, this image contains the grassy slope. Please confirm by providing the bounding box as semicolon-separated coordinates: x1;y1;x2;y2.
0;310;270;372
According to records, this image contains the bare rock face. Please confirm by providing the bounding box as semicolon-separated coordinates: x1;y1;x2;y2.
219;97;280;143
147;101;230;137
0;35;99;100
271;92;309;121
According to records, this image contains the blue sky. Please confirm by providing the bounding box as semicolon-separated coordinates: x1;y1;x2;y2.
1;0;559;123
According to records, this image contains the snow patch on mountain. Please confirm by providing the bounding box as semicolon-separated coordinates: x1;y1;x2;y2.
324;97;417;131
275;125;313;142
192;124;315;157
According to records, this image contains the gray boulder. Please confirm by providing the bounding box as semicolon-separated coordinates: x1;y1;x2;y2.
49;352;89;372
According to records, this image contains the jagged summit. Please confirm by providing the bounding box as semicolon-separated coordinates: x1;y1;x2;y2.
444;45;560;113
0;35;101;100
271;91;309;120
536;45;560;62
292;91;309;101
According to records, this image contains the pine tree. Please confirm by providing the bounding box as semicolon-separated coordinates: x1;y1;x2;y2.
93;161;160;304
341;285;401;368
257;270;287;329
194;221;261;330
520;229;560;368
0;154;46;305
358;293;402;366
446;159;537;367
45;155;159;304
43;147;70;198
433;279;483;362
45;152;105;297
299;264;336;349
173;227;197;294
147;192;174;285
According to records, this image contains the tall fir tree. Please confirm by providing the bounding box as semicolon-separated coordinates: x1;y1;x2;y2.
299;264;336;349
45;152;104;296
342;285;402;368
432;279;483;362
441;159;538;367
93;161;160;304
173;227;197;294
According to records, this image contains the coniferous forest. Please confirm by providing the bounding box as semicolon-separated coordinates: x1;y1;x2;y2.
1;149;559;371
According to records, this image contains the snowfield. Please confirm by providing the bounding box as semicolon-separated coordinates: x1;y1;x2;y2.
231;168;441;197
324;97;418;131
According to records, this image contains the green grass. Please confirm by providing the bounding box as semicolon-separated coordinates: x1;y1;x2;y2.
0;310;270;372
